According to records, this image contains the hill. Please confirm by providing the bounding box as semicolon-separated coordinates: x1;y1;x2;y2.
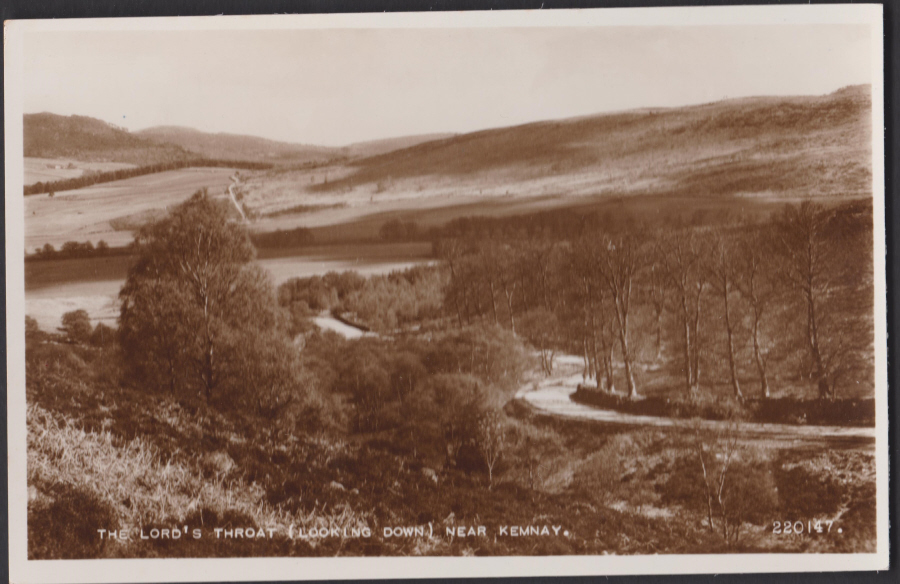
313;85;872;200
24;113;193;166
136;126;339;165
340;133;457;159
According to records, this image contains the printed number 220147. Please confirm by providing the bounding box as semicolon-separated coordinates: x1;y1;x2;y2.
773;520;836;535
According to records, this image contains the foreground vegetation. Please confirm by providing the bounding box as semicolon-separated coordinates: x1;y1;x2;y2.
26;191;877;559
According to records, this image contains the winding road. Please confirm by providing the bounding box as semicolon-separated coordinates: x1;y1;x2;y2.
516;355;875;449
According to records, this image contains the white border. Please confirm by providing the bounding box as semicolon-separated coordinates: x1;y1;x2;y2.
5;5;888;583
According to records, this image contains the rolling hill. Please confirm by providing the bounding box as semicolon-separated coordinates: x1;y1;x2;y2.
313;84;872;200
24;113;194;166
340;133;457;159
24;113;458;169
135;126;339;165
137;126;457;163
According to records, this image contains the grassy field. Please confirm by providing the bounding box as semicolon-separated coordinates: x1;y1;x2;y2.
24;158;138;186
25;167;241;250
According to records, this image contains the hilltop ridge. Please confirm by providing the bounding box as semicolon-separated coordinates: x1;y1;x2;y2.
24;113;193;165
312;84;872;200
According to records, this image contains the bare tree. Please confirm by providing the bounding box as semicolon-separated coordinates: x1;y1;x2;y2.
476;409;506;490
594;235;642;398
660;230;707;395
735;230;776;398
570;240;617;393
774;202;867;400
644;263;668;363
690;418;740;546
706;234;743;400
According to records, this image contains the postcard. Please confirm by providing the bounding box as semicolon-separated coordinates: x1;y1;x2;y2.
5;4;887;582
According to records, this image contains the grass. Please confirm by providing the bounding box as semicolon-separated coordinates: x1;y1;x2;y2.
25;167;239;250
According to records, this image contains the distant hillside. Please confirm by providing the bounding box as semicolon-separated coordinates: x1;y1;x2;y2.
136;126;338;165
315;85;872;199
24;113;193;165
341;133;457;159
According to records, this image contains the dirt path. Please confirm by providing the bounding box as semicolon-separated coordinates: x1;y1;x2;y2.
516;355;875;448
228;176;248;222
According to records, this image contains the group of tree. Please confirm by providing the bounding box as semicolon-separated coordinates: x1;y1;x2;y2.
301;324;529;485
24;159;273;196
249;226;315;249
28;240;114;261
116;190;311;434
278;265;446;333
436;199;873;402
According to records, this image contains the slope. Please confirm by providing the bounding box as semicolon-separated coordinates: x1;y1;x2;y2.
24;113;194;166
136;126;339;165
312;85;872;200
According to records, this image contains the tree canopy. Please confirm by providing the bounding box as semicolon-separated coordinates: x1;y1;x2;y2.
119;190;293;405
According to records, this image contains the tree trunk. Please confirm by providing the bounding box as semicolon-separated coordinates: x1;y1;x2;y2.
690;284;704;393
681;293;694;394
806;288;829;399
751;313;770;398
619;328;637;398
488;280;498;325
504;287;516;333
654;309;663;361
722;284;743;399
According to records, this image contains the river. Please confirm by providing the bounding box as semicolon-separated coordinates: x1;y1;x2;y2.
25;254;428;335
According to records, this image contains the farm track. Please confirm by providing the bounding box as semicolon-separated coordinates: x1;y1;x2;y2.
516;355;875;450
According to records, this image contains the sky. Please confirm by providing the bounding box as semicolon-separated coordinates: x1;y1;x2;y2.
24;24;871;147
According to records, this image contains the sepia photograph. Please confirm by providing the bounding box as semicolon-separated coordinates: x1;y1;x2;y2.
4;4;888;582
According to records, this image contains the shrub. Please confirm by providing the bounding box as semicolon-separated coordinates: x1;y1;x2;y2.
774;463;843;517
28;482;116;559
60;309;93;344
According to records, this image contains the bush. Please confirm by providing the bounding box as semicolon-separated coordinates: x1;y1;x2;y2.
60;309;93;344
28;482;116;559
663;444;778;547
774;463;843;517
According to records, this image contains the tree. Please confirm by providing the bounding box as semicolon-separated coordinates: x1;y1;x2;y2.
26;316;45;344
644;263;668;363
475;408;507;489
60;310;92;344
774;202;869;399
706;234;743;400
336;342;392;432
594;235;643;398
567;239;617;392
519;308;561;376
390;351;426;405
735;229;777;398
231;329;311;443
419;373;486;467
675;419;778;548
660;230;707;395
119;190;287;402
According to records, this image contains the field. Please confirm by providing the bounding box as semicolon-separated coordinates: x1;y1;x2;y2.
24;157;137;186
25;167;240;250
